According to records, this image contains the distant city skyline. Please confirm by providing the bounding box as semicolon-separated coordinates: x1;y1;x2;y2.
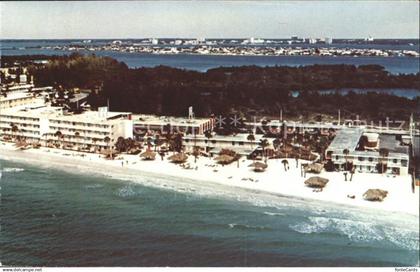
1;1;419;39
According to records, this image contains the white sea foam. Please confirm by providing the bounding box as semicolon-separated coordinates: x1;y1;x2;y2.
290;216;384;242
228;223;268;230
289;215;419;251
263;211;285;216
383;227;420;251
84;184;104;189
116;185;137;198
1;167;25;173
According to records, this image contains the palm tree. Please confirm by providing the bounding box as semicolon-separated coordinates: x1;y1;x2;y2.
204;130;212;153
247;133;255;153
115;136;126;152
174;133;183;153
282;159;289;171
378;148;389;174
54;131;62;148
74;131;80;150
259;139;269;161
273;137;281;150
104;136;112;160
146;136;153;151
10;124;18;141
92;137;98;153
154;135;160;152
343;148;349;171
350;166;355;181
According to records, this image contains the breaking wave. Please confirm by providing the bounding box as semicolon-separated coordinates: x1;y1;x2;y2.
289;216;419;251
2;167;25;173
228;223;269;231
116;185;138;198
263;211;285;216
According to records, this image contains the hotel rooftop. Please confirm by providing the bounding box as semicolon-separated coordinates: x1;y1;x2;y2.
327;127;364;151
132;114;211;127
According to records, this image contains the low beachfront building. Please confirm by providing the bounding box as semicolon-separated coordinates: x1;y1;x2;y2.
0;105;133;152
326;128;409;175
182;133;264;156
132;114;215;137
0;92;44;110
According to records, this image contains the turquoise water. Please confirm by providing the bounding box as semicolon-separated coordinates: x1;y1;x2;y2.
0;159;419;267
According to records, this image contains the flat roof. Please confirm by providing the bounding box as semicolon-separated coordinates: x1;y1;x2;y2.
378;134;409;155
0;92;34;102
0;105;63;118
133;114;211;127
184;133;264;142
327;127;364;151
1;106;130;124
49;110;130;123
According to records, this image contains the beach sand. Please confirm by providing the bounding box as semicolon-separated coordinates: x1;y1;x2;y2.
1;142;418;216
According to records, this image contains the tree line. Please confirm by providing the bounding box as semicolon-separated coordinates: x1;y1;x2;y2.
7;53;419;121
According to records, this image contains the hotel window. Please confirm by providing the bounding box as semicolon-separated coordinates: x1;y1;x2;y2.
393;159;398;164
401;160;408;167
368;157;373;162
335;155;339;160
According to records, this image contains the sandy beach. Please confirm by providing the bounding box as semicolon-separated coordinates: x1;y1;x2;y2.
1;142;419;216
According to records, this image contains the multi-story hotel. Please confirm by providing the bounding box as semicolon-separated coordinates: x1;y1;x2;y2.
0;101;133;152
132;114;215;136
0;92;44;110
326;128;409;175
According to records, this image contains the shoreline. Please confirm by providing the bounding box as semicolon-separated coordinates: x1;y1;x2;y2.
1;142;419;217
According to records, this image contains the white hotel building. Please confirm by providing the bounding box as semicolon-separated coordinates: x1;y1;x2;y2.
0;92;133;151
326;128;409;175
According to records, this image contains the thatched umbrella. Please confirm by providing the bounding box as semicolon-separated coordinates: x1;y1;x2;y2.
140;150;156;160
253;167;266;172
248;161;268;169
168;153;188;163
304;176;329;188
214;154;235;165
304;163;324;174
363;189;388;202
15;140;28;148
101;149;118;159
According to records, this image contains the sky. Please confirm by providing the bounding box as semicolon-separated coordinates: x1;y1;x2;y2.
1;1;419;39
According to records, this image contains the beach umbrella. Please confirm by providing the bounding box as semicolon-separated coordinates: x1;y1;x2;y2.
248;161;268;168
140;150;156;160
103;149;118;159
253;167;266;172
304;163;324;174
363;189;388;202
304;176;329;188
214;154;235;165
168;153;188;163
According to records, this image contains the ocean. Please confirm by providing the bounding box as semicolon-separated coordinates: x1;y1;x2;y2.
1;40;419;74
0;159;418;267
